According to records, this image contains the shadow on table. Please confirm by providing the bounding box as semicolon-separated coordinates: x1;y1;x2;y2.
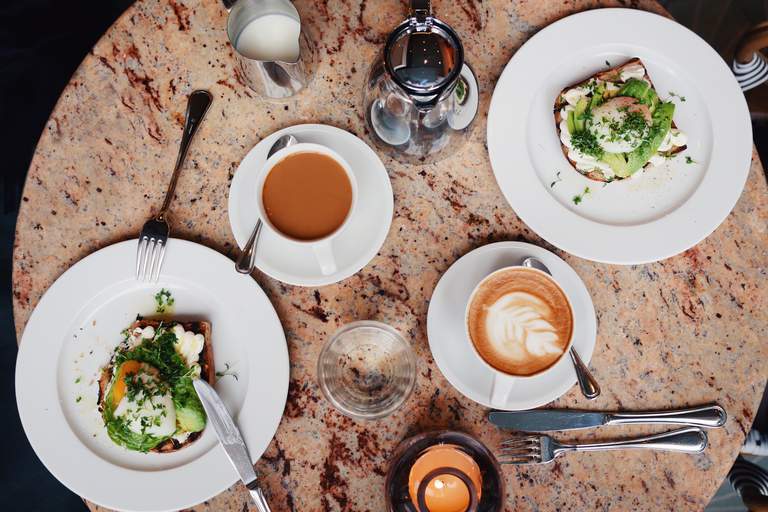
0;0;133;509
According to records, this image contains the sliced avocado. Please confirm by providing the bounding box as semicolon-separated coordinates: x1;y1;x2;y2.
173;377;207;432
602;86;620;99
574;97;589;132
588;83;605;111
601;152;631;178
624;101;675;175
618;79;659;112
566;109;576;134
617;79;647;99
177;405;206;432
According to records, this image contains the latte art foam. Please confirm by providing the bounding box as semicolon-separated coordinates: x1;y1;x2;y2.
485;292;564;360
467;267;573;376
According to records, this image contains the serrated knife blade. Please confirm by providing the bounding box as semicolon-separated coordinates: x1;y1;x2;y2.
193;379;271;512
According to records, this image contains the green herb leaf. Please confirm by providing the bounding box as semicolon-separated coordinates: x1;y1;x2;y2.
154;289;174;314
105;417;166;452
216;362;239;382
114;328;187;384
550;171;562;188
572;186;591;205
668;91;686;102
685;156;696;164
571;131;603;159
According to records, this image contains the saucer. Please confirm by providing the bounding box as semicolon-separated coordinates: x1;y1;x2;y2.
229;124;394;286
426;242;597;411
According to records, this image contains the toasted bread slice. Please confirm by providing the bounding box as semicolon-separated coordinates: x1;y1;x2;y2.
98;320;214;453
554;58;687;182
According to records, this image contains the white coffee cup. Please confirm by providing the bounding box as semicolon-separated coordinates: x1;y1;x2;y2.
255;143;357;276
464;266;575;410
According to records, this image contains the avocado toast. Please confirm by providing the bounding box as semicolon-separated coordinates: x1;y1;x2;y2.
554;58;687;182
98;320;214;453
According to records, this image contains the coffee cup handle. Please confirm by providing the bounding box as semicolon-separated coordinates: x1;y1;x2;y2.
312;240;337;276
490;373;516;410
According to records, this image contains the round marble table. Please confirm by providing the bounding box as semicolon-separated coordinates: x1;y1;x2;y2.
13;0;768;510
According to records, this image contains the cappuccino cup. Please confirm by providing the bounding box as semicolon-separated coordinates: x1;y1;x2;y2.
465;266;574;409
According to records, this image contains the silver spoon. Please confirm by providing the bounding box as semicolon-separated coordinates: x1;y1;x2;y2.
521;256;601;400
235;134;298;274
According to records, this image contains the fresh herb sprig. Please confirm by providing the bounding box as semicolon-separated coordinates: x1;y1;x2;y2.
668;91;686;102
115;329;187;384
572;186;591;205
571;131;603;159
216;362;239;382
154;289;174;313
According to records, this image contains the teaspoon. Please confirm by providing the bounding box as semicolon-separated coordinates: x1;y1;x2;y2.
521;256;601;400
235;134;298;274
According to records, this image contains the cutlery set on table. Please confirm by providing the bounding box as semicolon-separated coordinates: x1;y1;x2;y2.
490;404;727;465
13;0;756;510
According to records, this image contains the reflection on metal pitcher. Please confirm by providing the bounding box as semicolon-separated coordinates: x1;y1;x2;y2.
224;0;316;99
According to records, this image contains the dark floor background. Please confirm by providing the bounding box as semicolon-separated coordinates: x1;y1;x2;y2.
1;1;766;511
1;2;135;509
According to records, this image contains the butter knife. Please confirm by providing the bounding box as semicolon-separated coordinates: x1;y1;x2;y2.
193;380;271;512
489;404;727;432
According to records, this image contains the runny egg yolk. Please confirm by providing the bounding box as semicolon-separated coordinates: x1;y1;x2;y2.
110;360;142;408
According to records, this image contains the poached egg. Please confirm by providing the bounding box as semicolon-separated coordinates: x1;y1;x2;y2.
111;361;177;438
589;96;651;153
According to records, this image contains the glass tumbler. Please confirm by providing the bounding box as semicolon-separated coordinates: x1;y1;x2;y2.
318;321;416;420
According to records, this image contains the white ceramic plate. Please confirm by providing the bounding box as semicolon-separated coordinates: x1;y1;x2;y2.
15;239;289;512
487;8;752;264
229;124;394;286
427;242;596;410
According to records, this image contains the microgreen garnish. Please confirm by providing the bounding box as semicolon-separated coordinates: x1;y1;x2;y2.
668;91;686;102
154;289;174;313
76;396;82;403
571;131;603;158
685;156;696;164
75;376;81;384
605;59;611;67
216;362;239;382
550;171;562;188
572;186;591;205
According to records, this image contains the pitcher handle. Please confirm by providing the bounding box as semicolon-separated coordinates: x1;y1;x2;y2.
409;0;431;21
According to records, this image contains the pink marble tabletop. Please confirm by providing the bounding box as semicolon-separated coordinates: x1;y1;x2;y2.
13;0;768;510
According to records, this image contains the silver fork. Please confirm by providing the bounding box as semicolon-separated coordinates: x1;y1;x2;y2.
136;90;212;281
499;426;708;465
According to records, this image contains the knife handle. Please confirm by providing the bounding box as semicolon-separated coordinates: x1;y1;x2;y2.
247;481;272;512
606;404;727;428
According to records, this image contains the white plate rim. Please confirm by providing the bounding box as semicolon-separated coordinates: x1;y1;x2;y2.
487;8;752;264
228;123;394;287
15;239;289;512
427;241;597;410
